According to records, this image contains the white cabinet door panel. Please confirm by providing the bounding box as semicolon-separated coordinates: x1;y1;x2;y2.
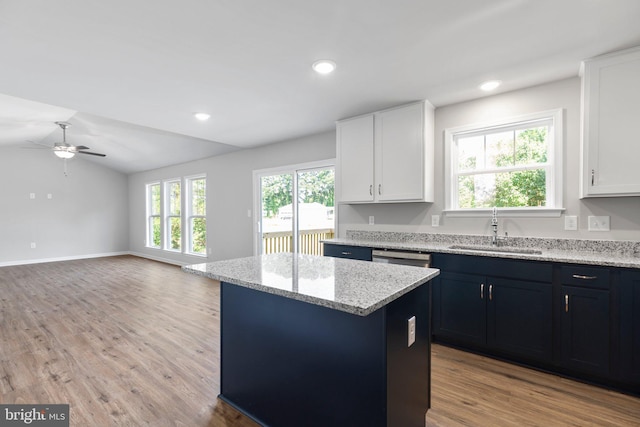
337;114;374;202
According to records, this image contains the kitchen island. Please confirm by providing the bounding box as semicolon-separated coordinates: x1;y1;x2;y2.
183;253;439;427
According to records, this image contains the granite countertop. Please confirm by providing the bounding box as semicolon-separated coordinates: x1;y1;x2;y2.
182;253;439;316
324;231;640;269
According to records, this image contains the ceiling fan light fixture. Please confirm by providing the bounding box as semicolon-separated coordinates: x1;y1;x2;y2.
54;149;75;159
194;112;211;121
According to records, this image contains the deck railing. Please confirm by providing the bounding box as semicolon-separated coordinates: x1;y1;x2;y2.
262;228;335;255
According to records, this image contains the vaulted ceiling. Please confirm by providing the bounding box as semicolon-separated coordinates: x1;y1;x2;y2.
1;0;639;173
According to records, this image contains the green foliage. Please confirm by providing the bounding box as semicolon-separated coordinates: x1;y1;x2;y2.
261;174;293;218
191;218;206;254
152;217;161;247
190;178;207;254
458;127;548;208
261;170;335;218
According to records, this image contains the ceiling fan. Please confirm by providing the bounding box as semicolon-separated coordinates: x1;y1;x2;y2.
50;121;106;159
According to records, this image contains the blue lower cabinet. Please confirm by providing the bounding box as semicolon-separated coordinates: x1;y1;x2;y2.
432;272;486;346
560;285;610;377
433;270;552;364
619;271;640;386
323;243;372;261
487;277;553;362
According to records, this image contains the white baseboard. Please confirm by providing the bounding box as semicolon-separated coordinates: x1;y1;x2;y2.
0;251;130;267
127;251;185;266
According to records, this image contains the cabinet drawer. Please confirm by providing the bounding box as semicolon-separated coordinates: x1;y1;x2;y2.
560;265;610;289
323;244;372;261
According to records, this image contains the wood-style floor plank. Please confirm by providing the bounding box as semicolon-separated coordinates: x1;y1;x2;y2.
1;256;638;426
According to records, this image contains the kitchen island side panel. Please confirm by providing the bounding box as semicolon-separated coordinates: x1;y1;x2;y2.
220;281;388;427
386;282;431;427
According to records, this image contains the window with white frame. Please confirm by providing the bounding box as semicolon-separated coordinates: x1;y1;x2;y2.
146;182;161;248
186;176;206;255
165;179;182;251
444;109;563;215
145;174;207;256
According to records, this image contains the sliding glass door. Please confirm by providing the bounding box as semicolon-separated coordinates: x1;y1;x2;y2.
255;162;334;255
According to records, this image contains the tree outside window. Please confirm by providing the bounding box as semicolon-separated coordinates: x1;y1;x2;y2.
188;177;206;255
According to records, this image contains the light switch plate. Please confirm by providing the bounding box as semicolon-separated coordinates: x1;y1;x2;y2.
407;316;416;347
564;215;578;231
588;215;610;231
368;216;375;225
431;215;440;227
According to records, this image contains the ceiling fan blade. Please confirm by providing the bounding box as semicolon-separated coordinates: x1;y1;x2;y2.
77;151;106;157
74;145;90;150
26;139;52;148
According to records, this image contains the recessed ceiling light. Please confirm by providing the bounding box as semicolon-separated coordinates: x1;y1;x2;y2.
312;60;336;74
194;112;210;121
479;80;502;91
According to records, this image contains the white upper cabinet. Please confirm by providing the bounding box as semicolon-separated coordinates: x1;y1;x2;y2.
336;114;375;202
581;46;640;197
336;101;434;203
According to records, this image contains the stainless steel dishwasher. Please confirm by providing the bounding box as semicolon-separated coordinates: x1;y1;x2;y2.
371;249;431;268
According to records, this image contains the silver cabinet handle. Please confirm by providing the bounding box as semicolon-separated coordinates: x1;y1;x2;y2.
341;251;352;256
480;283;484;299
369;185;373;196
489;284;493;301
591;169;595;186
565;295;569;312
572;274;597;280
378;184;382;195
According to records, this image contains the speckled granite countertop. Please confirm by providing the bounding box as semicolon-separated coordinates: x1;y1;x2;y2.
325;231;640;269
182;253;439;316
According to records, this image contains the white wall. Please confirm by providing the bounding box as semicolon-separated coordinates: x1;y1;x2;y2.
128;131;336;265
338;77;640;241
0;147;129;265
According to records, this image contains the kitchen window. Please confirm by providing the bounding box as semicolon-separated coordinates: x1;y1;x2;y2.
444;109;563;216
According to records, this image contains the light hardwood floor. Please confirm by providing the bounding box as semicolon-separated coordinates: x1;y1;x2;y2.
0;256;638;426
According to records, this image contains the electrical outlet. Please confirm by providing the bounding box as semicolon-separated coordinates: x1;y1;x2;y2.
29;193;35;199
369;216;375;225
247;209;251;217
564;215;578;231
47;194;53;199
407;316;416;347
588;215;610;231
30;242;36;249
431;215;440;227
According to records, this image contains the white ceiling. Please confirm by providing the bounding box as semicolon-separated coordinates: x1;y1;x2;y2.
1;0;640;174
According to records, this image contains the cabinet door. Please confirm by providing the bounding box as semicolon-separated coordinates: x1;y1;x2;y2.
487;278;552;363
337;114;374;202
432;272;486;346
323;243;372;261
375;102;430;202
619;271;640;385
560;286;610;376
581;46;640;197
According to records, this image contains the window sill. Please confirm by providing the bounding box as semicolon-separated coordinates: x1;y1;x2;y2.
444;208;565;218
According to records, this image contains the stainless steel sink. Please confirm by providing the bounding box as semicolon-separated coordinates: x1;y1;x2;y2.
449;244;543;255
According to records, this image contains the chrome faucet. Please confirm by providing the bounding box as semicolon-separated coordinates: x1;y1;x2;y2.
491;207;508;246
